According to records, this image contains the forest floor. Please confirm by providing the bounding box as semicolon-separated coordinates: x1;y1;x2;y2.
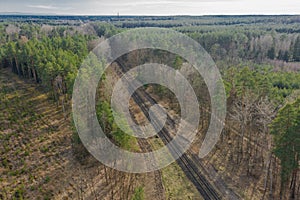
0;67;203;200
0;67;150;200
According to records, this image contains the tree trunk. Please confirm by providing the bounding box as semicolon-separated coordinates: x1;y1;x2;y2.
290;168;298;199
14;56;20;76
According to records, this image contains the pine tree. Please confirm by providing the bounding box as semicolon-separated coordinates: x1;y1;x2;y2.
293;36;300;62
270;98;300;198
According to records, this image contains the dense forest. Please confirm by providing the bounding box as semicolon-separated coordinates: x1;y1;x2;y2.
0;15;299;199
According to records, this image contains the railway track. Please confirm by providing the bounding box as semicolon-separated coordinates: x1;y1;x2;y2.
113;59;223;200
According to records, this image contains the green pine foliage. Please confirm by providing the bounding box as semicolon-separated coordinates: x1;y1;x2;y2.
293;36;300;62
270;98;300;184
131;187;144;200
96;101;139;151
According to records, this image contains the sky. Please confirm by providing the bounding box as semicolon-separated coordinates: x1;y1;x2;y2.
0;0;299;15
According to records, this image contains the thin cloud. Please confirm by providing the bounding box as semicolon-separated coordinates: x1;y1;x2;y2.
27;4;73;11
27;5;58;10
101;0;238;7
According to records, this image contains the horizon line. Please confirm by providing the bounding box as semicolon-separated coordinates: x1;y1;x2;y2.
0;12;300;17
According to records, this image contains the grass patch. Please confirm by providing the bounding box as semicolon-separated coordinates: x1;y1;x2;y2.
131;186;144;200
149;138;202;200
